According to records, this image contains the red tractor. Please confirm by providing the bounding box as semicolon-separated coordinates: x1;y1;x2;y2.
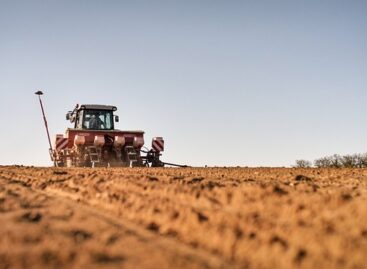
35;91;171;168
56;104;165;167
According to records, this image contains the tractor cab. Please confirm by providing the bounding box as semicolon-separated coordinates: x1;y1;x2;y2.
66;104;119;130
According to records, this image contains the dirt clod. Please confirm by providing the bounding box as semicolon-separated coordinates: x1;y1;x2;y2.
197;211;209;222
68;229;93;243
294;248;307;263
18;211;42;223
340;193;353;201
147;176;159;182
295;175;312;182
270;235;288;249
273;185;288;195
92;253;125;264
53;171;68;175
188;177;204;184
146;222;160;232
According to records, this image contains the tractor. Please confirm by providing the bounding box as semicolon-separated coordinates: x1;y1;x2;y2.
35;91;179;168
55;104;165;167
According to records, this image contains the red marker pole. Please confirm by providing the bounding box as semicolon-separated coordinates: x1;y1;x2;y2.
35;91;55;165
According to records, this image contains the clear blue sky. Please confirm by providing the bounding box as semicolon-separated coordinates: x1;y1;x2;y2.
0;0;366;167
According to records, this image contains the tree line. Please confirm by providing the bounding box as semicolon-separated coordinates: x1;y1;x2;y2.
295;153;367;168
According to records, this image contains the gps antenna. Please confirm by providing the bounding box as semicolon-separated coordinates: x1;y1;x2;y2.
35;90;55;165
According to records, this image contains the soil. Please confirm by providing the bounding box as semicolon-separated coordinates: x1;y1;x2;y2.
0;166;366;269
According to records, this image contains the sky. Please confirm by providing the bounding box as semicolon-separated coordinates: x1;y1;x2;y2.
0;0;366;167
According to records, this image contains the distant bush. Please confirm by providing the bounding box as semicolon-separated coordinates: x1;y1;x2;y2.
295;153;367;168
314;157;332;168
294;159;312;168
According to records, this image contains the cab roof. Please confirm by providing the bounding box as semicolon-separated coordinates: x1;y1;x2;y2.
79;104;117;111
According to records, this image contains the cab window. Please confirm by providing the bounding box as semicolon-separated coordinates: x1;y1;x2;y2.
82;110;113;130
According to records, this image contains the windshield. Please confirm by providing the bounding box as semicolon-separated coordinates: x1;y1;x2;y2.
82;110;113;130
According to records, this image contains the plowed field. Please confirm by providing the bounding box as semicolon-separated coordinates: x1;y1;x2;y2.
1;166;367;269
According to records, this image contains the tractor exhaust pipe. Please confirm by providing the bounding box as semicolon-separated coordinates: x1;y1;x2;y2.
35;90;56;166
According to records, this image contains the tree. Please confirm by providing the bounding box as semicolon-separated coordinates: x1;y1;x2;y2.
294;159;312;168
311;152;367;168
314;157;332;168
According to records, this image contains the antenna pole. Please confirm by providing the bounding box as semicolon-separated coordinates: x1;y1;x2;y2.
35;91;54;163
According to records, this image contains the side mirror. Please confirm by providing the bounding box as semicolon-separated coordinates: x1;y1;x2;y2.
66;112;75;123
115;115;119;122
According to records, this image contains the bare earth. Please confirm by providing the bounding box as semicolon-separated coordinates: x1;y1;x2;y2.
0;166;366;269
